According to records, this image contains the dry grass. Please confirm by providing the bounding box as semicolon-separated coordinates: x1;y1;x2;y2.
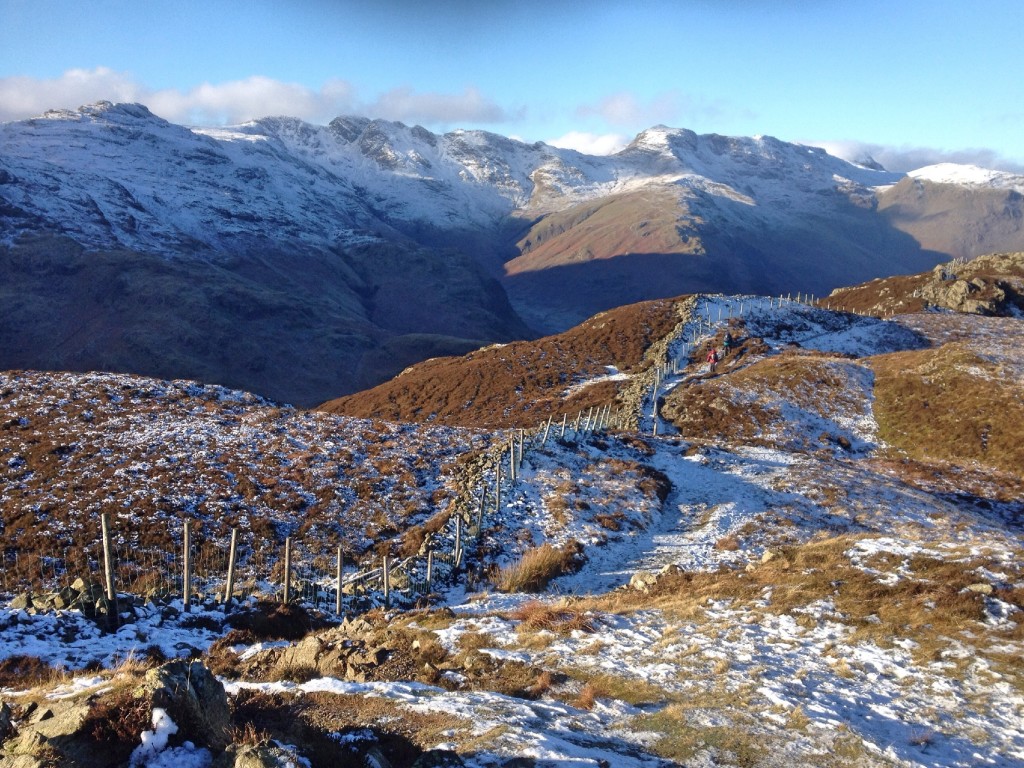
871;343;1024;480
582;533;1020;667
632;703;765;767
493;541;584;593
507;600;596;634
562;668;670;707
0;654;67;690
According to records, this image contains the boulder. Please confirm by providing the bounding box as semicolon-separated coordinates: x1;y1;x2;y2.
214;743;301;768
0;700;13;744
629;571;658;593
965;582;995;595
140;660;231;751
9;593;32;611
412;749;465;767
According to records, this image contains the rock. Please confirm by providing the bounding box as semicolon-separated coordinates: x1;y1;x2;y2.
629;571;658;592
761;549;781;564
215;743;299;768
411;749;465;767
52;587;77;610
364;746;392;768
0;700;13;744
9;593;32;611
140;660;231;751
965;582;995;595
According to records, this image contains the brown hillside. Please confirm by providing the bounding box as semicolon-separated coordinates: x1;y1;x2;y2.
318;296;693;429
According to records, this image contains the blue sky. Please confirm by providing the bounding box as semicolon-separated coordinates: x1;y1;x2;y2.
2;0;1022;171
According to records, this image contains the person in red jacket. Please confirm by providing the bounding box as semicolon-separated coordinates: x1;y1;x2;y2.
707;348;719;373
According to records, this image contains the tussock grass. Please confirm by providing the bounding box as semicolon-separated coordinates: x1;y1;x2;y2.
493;541;583;593
562;668;670;707
507;600;596;635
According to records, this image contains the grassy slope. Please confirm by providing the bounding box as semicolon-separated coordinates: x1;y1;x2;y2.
319;296;691;429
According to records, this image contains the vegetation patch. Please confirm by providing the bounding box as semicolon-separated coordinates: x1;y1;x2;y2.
871;342;1024;479
493;541;585;593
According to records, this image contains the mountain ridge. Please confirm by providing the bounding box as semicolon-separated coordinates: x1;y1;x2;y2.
3;102;1024;403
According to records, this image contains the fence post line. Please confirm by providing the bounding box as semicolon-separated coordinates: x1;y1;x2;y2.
100;513;119;626
223;527;238;611
494;462;502;516
454;515;463;570
183;519;192;614
335;547;344;616
282;536;292;604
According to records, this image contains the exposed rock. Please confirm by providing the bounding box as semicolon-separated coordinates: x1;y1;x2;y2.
215;743;302;768
363;746;393;768
9;593;32;611
0;700;13;744
411;749;466;767
965;582;995;595
629;571;658;593
140;660;231;751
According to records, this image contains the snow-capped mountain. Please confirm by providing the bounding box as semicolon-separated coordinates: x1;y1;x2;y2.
2;101;1023;403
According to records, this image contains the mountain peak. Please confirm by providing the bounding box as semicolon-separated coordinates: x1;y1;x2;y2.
909;162;1024;191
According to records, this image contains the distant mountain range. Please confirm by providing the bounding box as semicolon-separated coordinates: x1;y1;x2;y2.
2;102;1023;404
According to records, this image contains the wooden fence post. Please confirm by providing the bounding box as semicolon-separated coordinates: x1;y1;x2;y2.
454;515;463;569
335;546;344;616
183;519;192;614
541;415;552;445
100;513;119;627
382;555;391;608
282;536;292;604
494;463;502;516
426;549;434;593
223;527;238;611
559;413;567;439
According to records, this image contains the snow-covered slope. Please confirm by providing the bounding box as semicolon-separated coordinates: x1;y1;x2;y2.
0;100;966;257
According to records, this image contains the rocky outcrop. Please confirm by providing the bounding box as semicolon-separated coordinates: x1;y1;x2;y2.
919;252;1024;315
139;660;231;752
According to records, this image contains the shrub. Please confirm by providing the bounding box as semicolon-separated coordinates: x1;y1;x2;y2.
493;541;584;593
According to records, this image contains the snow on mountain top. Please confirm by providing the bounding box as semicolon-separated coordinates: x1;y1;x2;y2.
909;162;1024;191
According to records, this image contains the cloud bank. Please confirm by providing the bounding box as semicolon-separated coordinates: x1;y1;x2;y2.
0;67;513;128
546;131;629;156
815;139;1024;175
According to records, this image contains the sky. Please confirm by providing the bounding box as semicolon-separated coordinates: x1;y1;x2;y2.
1;0;1022;172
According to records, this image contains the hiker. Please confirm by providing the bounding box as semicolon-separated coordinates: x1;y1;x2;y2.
706;348;719;373
723;332;734;356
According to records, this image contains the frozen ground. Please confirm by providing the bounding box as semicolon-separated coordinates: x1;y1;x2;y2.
1;299;1022;767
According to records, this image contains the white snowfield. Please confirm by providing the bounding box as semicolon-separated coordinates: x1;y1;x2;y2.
0;299;1021;767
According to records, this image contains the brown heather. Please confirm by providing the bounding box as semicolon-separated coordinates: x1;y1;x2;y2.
319;296;691;428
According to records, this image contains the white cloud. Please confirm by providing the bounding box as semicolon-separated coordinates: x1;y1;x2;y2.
546;131;628;156
574;90;750;132
369;86;512;125
814;139;1024;175
0;67;145;121
0;68;512;128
